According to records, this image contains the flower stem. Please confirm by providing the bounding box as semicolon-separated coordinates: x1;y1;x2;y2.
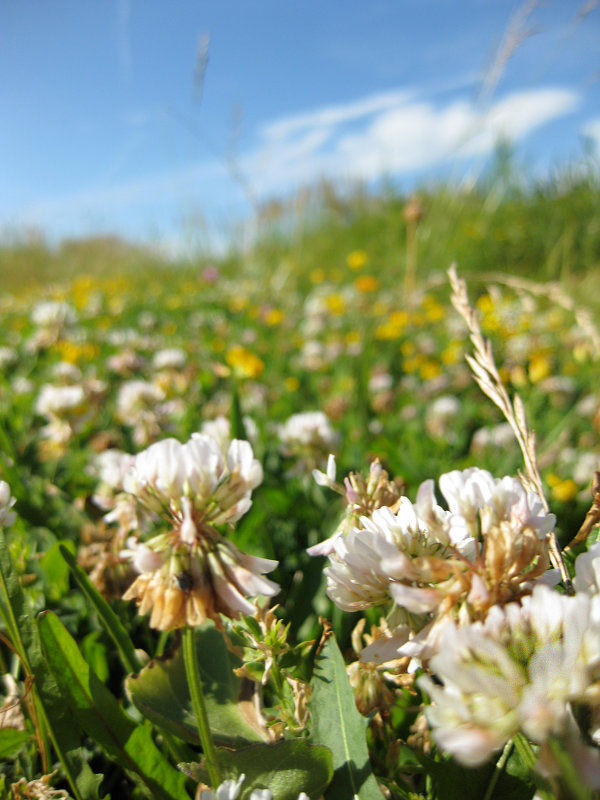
182;626;221;788
483;738;513;800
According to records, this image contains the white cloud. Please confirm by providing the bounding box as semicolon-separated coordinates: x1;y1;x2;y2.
244;86;580;194
260;89;413;141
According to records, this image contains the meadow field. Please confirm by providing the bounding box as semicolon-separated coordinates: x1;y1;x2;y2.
1;166;600;799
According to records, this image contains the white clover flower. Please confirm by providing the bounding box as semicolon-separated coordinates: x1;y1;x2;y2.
425;395;462;441
419;584;600;768
121;432;277;630
52;360;82;382
278;411;339;476
325;499;458;616
0;481;16;527
123;434;263;527
12;377;34;395
107;349;145;375
116;380;165;422
31;300;77;328
279;411;338;449
36;384;86;418
325;467;554;664
439;467;555;544
152;347;186;370
572;452;600;487
0;346;18;369
116;379;167;446
91;449;134;490
470;422;515;455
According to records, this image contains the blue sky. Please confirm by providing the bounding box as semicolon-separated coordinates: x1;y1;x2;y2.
2;1;599;254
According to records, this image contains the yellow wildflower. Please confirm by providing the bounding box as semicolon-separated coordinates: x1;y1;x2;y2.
528;352;551;383
441;342;462;365
547;473;578;503
420;360;441;381
354;275;379;293
375;310;409;340
476;294;495;314
347;250;368;270
325;294;346;315
265;308;284;326
225;346;265;378
54;341;100;365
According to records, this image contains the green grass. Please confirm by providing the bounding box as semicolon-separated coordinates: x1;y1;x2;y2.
1;154;599;307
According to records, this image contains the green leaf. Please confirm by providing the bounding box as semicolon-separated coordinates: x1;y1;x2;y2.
81;631;110;683
180;739;333;800
310;634;382;800
0;728;31;758
127;621;266;747
37;610;189;800
0;529;103;800
40;540;76;601
59;545;142;674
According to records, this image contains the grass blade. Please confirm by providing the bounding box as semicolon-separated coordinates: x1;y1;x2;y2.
59;544;142;674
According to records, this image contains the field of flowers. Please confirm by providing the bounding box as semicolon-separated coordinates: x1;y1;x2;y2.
1;177;600;799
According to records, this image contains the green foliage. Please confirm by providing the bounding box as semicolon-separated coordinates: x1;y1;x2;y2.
37;610;190;800
127;622;266;748
180;739;334;800
0;529;104;800
311;634;382;800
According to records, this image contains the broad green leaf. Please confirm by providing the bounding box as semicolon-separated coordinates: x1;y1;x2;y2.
127;621;265;747
180;739;333;800
0;728;31;758
0;529;102;800
310;634;382;800
38;610;189;800
59;545;142;674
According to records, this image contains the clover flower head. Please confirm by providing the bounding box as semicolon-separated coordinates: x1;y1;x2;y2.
324;467;555;663
120;433;278;630
419;584;600;769
152;347;186;370
36;384;86;418
278;411;339;476
31;300;77;328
